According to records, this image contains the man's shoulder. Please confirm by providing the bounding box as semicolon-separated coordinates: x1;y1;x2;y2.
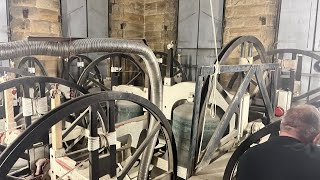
242;140;273;156
241;137;320;160
238;142;270;164
237;137;320;180
240;137;293;158
304;144;320;159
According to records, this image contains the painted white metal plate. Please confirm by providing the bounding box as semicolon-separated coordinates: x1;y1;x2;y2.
177;0;199;48
61;0;87;37
198;0;223;48
277;0;318;50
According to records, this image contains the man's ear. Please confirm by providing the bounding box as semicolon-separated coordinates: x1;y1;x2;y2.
313;133;320;145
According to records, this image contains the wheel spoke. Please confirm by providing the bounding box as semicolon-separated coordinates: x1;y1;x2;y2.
126;72;142;85
250;79;258;86
69;73;77;83
118;122;161;179
62;107;90;139
173;69;182;76
251;71;269;97
88;77;110;91
83;79;91;88
117;163;132;180
227;72;240;89
65;133;85;152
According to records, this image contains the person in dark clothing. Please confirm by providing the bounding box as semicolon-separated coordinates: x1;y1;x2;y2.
236;104;320;180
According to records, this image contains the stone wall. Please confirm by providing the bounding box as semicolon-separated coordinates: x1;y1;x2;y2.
144;0;177;51
221;0;278;86
223;0;278;50
110;0;277;61
8;0;61;76
110;0;144;39
110;0;177;52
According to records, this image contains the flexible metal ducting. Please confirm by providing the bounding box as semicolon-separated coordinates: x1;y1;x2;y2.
0;38;162;105
0;38;162;179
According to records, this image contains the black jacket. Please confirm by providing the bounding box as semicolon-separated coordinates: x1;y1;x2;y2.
237;136;320;180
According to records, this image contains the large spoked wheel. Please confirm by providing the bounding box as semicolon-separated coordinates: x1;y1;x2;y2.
223;121;280;180
0;76;89;136
253;49;320;106
62;55;102;83
218;36;270;98
0;92;177;180
77;53;147;91
0;75;109;131
17;56;48;76
154;51;187;82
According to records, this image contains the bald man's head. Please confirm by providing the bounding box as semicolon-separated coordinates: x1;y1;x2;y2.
280;104;320;144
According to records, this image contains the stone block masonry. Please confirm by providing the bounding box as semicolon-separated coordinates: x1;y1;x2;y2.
221;0;278;87
110;0;144;39
144;0;177;52
8;0;62;77
110;0;178;52
223;0;278;51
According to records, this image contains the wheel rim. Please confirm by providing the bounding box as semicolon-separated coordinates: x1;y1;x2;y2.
18;56;48;76
223;121;280;180
0;92;177;179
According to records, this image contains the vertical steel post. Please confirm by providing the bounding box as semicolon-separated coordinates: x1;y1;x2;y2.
89;103;99;180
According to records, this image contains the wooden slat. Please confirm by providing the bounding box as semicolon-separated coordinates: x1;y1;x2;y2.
51;88;63;150
3;73;15;129
4;88;14;124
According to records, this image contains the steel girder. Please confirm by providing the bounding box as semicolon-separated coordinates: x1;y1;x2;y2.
186;36;279;177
